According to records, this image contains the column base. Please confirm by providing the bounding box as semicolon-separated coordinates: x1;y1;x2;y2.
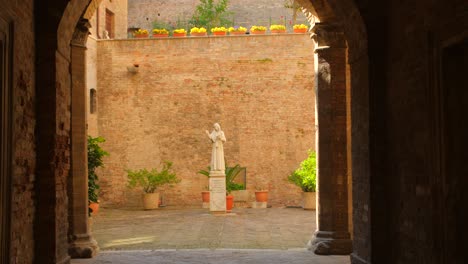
350;253;370;264
308;231;352;255
69;233;99;258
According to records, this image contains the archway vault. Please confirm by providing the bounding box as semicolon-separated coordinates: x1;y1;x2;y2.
33;0;370;263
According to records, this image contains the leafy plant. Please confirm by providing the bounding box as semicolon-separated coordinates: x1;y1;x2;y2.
127;161;181;193
88;136;109;206
189;0;233;30
197;163;245;194
287;150;317;192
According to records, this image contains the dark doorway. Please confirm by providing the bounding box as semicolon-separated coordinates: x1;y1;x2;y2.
105;9;115;39
0;17;12;264
441;37;468;264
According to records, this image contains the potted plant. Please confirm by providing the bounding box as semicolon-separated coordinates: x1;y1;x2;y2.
134;29;149;38
293;24;308;33
190;27;207;36
211;26;228;36
228;26;247;35
287;150;317;210
126;161;180;210
152;28;169;38
87;136;109;216
225;164;244;212
172;28;187;37
254;186;269;203
197;166;211;206
250;25;267;35
269;24;286;34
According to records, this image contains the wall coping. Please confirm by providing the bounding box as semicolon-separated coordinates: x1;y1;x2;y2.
96;33;312;42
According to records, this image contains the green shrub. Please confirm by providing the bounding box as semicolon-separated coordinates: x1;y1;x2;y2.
127;161;181;193
288;150;317;192
88;136;109;204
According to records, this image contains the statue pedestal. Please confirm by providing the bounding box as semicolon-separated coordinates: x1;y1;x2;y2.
209;170;226;213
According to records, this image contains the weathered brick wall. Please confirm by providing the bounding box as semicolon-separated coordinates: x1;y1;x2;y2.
87;36;99;137
95;34;316;207
0;0;36;262
128;0;309;31
369;1;468;263
89;0;128;39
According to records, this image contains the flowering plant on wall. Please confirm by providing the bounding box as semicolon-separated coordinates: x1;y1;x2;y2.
152;28;169;35
211;26;228;36
173;28;187;37
228;26;247;35
190;27;207;33
173;28;186;34
134;29;149;38
211;26;228;32
293;24;308;33
250;25;267;34
269;24;286;33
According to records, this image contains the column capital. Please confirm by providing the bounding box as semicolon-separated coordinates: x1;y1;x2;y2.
71;19;91;47
312;23;346;49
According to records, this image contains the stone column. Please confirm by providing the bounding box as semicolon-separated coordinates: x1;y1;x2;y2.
68;21;99;258
309;24;352;255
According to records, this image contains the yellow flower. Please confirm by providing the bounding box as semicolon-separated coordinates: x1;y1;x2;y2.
293;24;308;30
152;28;169;34
269;24;286;31
228;26;247;32
134;29;149;35
250;26;267;32
211;27;228;33
173;28;186;34
190;27;207;33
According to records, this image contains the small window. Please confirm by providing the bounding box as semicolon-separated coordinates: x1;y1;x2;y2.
90;89;97;114
105;9;115;39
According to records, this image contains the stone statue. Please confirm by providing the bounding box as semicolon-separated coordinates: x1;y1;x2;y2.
205;123;226;171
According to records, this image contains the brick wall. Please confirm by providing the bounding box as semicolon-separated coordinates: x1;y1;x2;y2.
87;36;99;137
128;0;309;31
0;0;36;262
95;34;316;207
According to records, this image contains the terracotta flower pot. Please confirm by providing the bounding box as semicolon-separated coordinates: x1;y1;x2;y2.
230;31;246;35
293;28;307;33
173;33;186;37
201;191;210;203
226;195;234;212
152;34;169;38
250;30;266;35
89;202;99;215
212;31;227;36
143;192;160;210
270;29;286;34
134;34;149;38
302;192;316;210
255;191;269;202
190;32;207;37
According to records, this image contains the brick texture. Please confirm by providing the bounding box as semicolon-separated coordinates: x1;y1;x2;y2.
94;34;316;207
0;0;36;263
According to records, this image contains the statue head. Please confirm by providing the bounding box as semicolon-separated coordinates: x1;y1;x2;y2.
213;123;221;131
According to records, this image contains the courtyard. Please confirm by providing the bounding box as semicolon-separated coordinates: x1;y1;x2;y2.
72;207;350;263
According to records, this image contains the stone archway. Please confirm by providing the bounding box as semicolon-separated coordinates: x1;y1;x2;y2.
34;0;370;263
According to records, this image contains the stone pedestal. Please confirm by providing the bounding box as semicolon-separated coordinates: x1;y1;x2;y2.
251;202;267;208
209;170;226;213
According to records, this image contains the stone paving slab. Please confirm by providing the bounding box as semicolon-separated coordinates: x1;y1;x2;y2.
72;249;350;264
91;207;318;250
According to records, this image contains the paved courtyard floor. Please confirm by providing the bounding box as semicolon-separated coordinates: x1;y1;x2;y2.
73;207;350;264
